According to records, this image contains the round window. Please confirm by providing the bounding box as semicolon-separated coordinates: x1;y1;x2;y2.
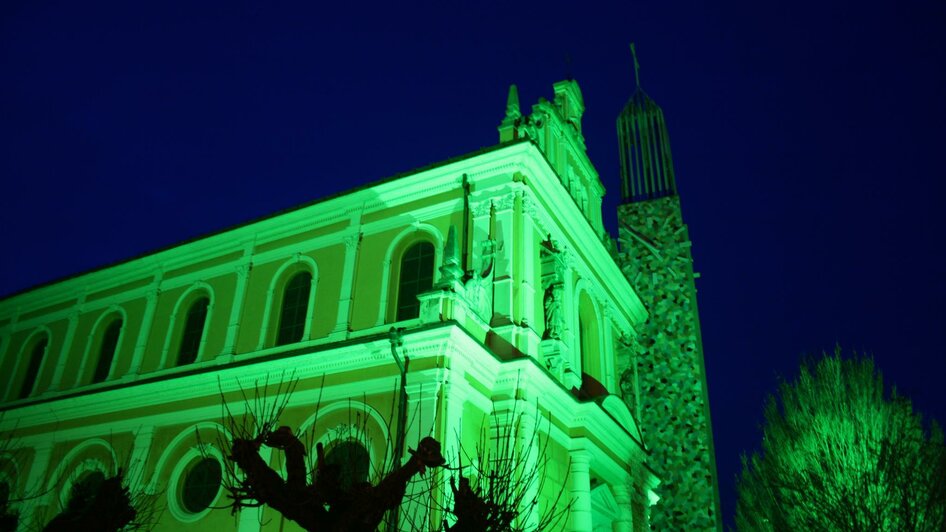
181;458;221;514
324;441;369;490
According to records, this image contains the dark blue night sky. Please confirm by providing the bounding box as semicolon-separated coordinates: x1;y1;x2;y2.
2;0;944;526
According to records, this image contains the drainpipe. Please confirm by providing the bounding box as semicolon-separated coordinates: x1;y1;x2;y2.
461;173;470;276
387;326;409;530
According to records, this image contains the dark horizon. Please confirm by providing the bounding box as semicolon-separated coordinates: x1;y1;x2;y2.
3;0;944;525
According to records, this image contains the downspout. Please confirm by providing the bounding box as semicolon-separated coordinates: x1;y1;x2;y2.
386;326;409;530
461;173;471;276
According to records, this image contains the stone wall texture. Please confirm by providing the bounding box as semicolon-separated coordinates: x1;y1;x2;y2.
617;196;721;531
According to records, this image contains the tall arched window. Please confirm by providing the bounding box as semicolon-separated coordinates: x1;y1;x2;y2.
578;292;603;386
177;297;209;366
579;314;587;360
276;271;312;346
19;335;48;399
396;242;435;321
93;319;122;384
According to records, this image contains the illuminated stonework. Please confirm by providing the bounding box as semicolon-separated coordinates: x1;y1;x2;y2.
0;75;666;531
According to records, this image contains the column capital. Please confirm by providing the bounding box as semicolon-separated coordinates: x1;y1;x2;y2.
569;443;592;466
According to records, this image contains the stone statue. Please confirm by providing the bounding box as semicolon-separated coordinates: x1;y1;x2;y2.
543;283;564;340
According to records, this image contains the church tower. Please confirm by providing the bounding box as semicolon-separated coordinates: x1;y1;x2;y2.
615;45;722;530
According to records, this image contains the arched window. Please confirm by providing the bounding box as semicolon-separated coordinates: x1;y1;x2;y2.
177;297;209;366
93;320;122;384
276;271;312;346
324;440;370;490
578;292;603;386
579;314;587;359
396;242;435;321
19;335;48;399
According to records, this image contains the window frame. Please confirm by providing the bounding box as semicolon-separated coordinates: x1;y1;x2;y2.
160;284;215;370
166;443;225;523
258;256;319;350
79;308;127;387
92;319;123;384
179;456;223;514
176;296;211;366
275;270;313;346
5;328;52;401
576;287;605;388
376;225;444;327
18;334;49;399
394;241;436;322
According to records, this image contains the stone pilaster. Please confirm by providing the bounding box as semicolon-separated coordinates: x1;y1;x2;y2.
127;276;162;378
567;446;593;531
50;303;82;391
20;441;54;530
222;257;252;358
333;231;362;338
611;483;633;532
490;191;518;328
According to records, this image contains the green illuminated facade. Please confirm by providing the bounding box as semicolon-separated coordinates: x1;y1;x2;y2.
0;63;716;531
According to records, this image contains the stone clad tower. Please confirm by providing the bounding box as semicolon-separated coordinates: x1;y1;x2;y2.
615;45;722;530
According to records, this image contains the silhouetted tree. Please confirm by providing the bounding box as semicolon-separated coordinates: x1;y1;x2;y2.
40;464;160;532
43;469;134;532
216;377;569;532
0;416;160;532
0;417;23;532
736;349;946;531
0;479;15;532
215;377;448;531
439;404;570;532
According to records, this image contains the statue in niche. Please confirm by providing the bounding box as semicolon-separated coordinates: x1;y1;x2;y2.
543;282;565;340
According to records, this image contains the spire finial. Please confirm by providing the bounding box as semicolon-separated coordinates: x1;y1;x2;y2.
505;84;521;120
437;225;463;289
630;42;641;88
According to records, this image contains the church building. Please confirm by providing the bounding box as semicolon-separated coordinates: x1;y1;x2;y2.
0;53;718;531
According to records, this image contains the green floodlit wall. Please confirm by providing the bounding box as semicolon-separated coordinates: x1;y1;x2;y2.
0;90;659;530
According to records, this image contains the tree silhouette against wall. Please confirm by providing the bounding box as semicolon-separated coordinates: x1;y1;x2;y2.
438;401;570;532
0;417;160;532
40;455;161;531
736;349;946;531
43;469;135;532
214;377;570;531
0;424;18;532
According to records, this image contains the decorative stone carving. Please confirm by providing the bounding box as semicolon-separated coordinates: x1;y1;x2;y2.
470;200;492;218
343;232;361;251
543;345;564;374
493;191;518;212
463;237;495;324
542;282;564;340
436;226;463;290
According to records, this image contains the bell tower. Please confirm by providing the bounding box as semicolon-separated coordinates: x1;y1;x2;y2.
615;44;722;531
